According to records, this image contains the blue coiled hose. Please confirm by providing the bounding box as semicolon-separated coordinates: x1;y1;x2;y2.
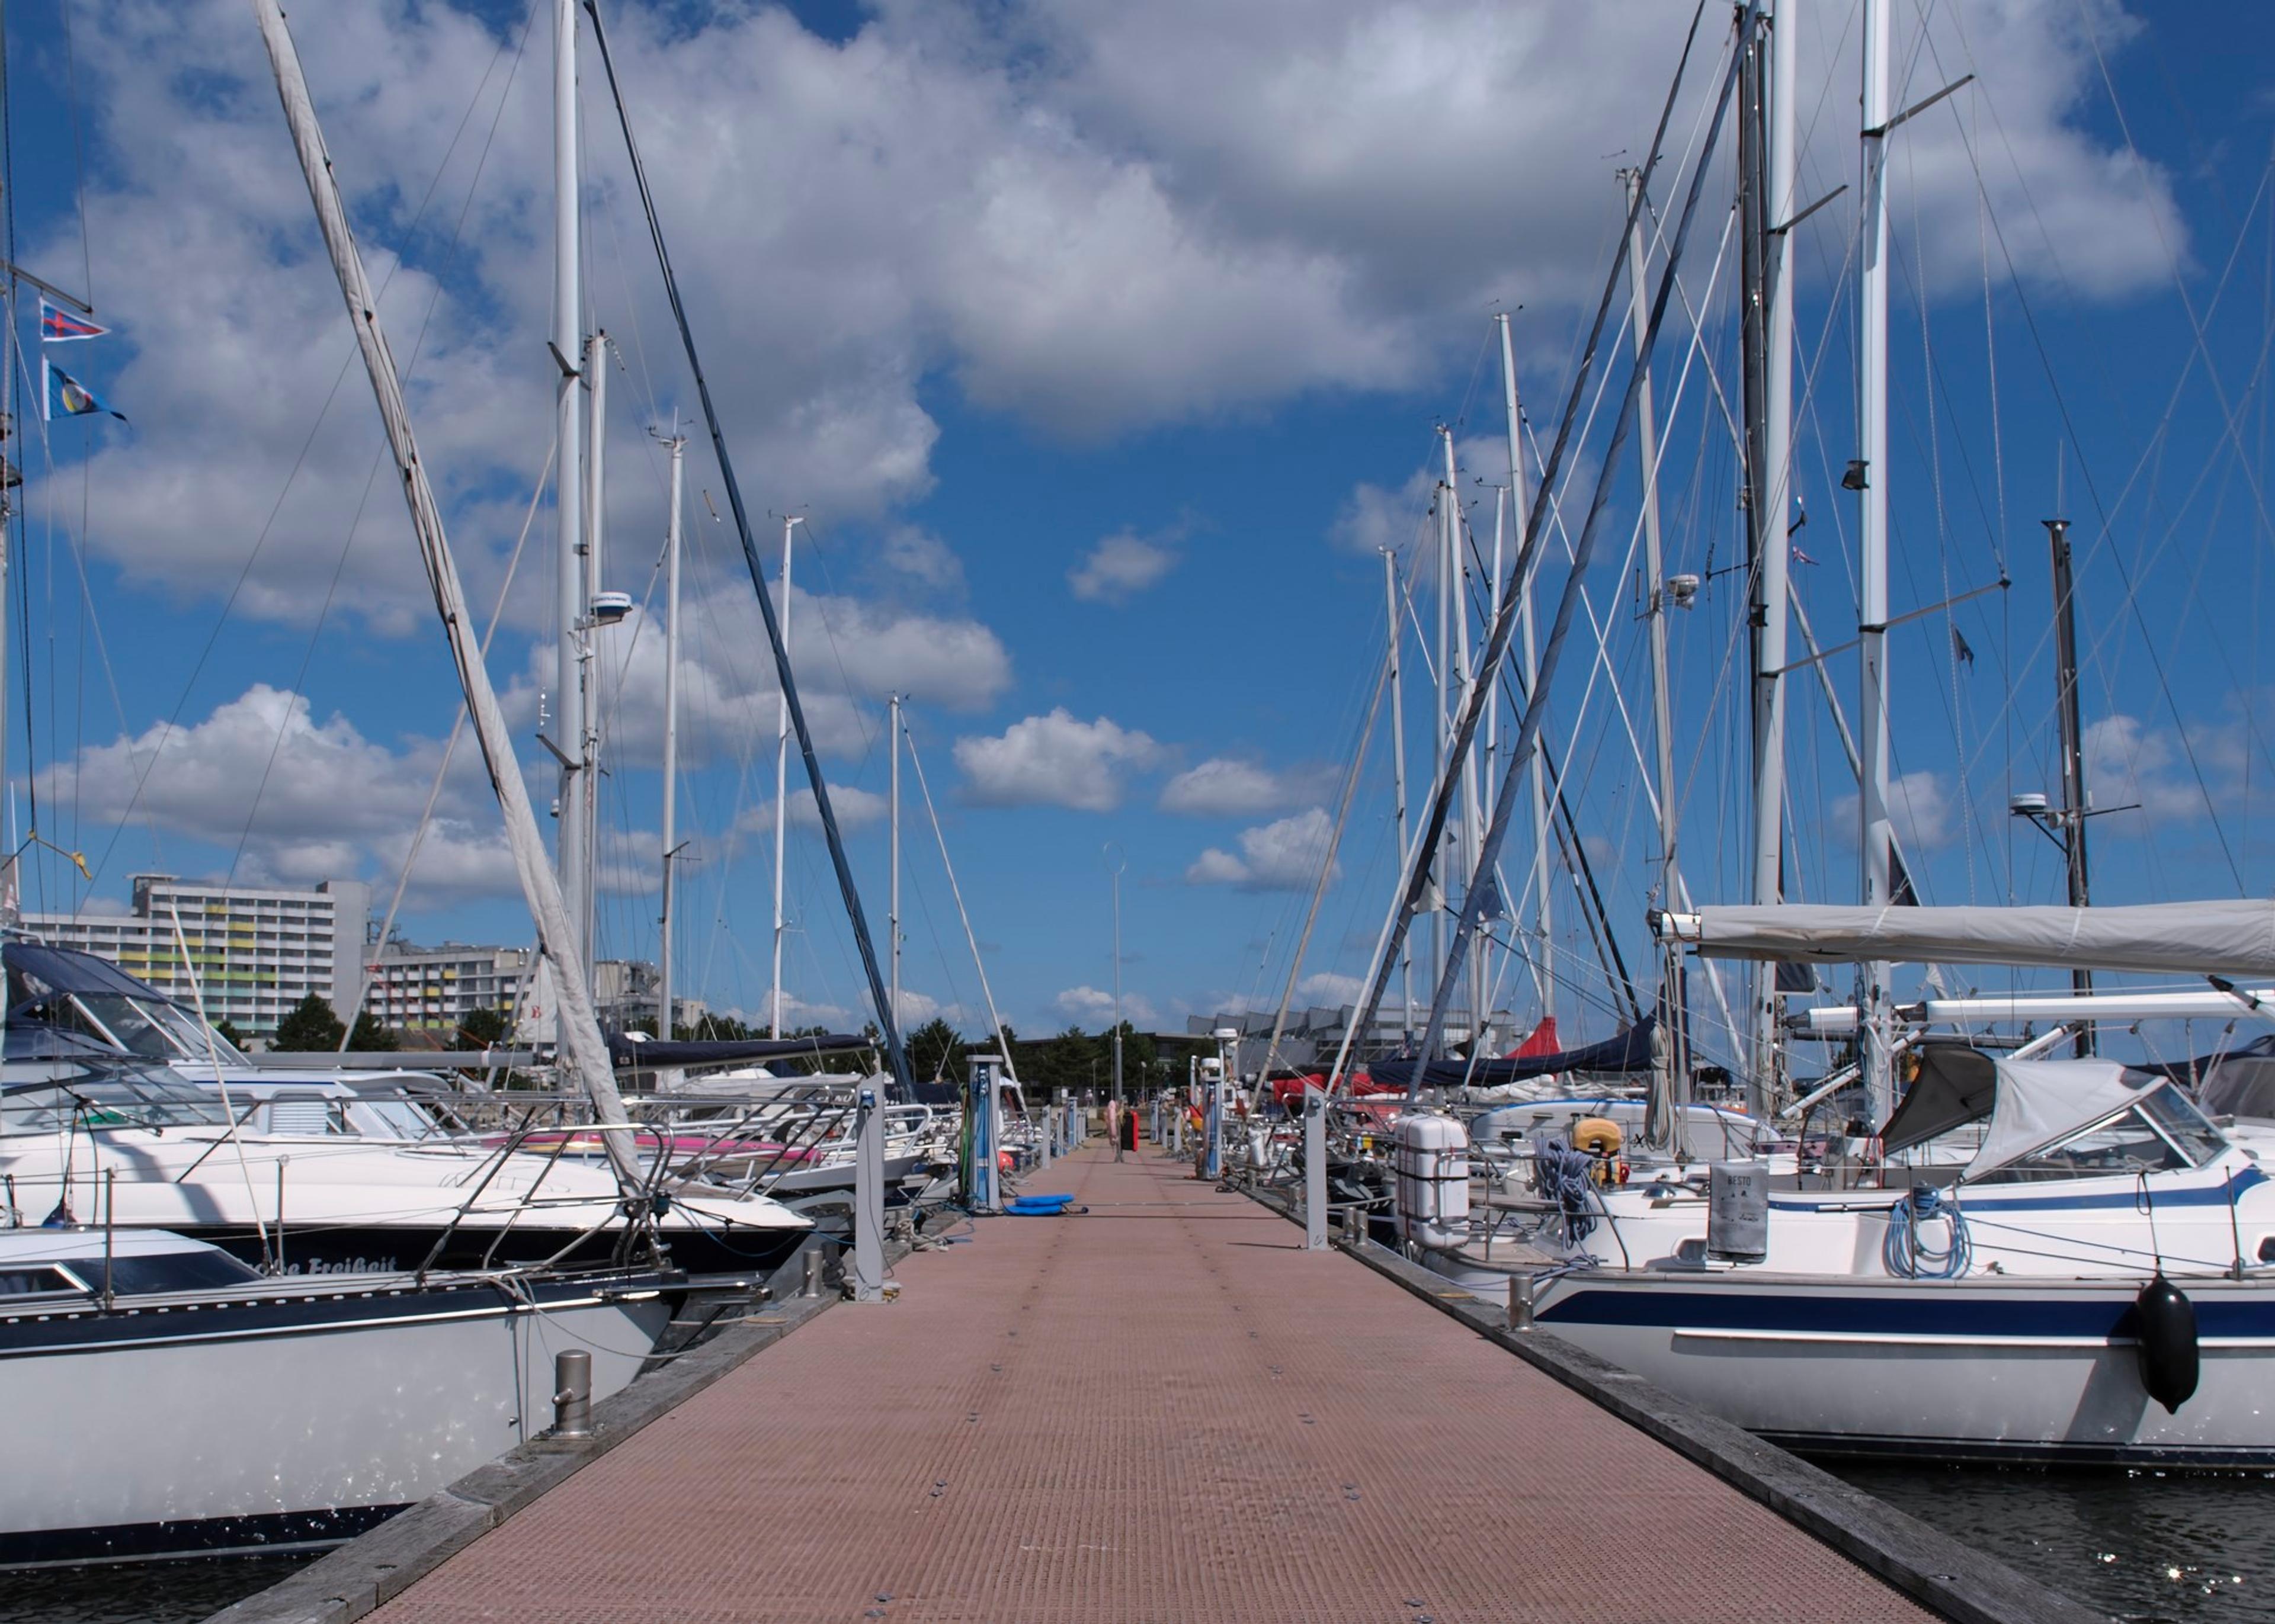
1883;1185;1972;1279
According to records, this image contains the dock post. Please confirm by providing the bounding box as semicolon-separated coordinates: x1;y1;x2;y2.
1303;1084;1328;1250
851;1086;887;1302
1038;1105;1055;1170
1508;1272;1536;1331
1203;1074;1223;1181
800;1245;824;1298
552;1350;592;1437
969;1056;1002;1211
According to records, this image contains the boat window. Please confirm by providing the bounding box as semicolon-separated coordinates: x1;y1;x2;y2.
1975;1105;2192;1182
0;1074;232;1134
355;1099;451;1141
100;1251;264;1294
0;1265;85;1296
2137;1083;2226;1169
259;1099;348;1136
73;994;248;1065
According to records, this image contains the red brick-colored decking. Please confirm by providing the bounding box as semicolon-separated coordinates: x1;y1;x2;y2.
368;1147;1933;1623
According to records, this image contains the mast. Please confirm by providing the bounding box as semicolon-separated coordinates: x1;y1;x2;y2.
550;0;591;978
1431;447;1454;1034
1444;428;1486;1052
768;514;799;1038
1856;0;1897;1125
1496;313;1553;1023
1749;0;1799;1116
1382;546;1415;1042
254;0;642;1192
657;433;685;1038
2046;516;2095;1054
889;692;901;1037
1624;167;1688;1142
579;329;607;967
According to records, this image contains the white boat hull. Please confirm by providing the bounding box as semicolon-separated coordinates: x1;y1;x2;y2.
0;1270;672;1565
1533;1271;2275;1466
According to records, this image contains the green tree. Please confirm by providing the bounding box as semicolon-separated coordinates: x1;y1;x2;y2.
906;1016;967;1084
347;1011;396;1051
213;1016;249;1052
456;1006;512;1051
272;993;344;1052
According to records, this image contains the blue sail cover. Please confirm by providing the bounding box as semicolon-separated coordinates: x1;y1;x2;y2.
1367;1016;1656;1093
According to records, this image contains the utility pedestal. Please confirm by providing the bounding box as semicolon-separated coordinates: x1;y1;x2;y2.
851;1086;887;1302
966;1055;1004;1212
1203;1074;1224;1181
1303;1084;1328;1250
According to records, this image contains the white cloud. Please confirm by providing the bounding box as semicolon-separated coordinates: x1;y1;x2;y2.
954;708;1164;810
20;0;2170;633
40;682;518;901
1185;806;1337;890
1068;530;1180;604
1053;984;1159;1028
2084;712;2212;827
1297;970;1365;1005
1159;756;1335;816
1831;769;1959;859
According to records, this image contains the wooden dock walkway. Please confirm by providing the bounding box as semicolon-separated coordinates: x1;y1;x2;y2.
359;1147;1940;1623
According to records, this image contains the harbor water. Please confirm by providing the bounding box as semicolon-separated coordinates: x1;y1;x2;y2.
0;1554;316;1624
1836;1463;2275;1622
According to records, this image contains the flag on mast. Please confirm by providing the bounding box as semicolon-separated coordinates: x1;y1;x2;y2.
38;300;107;342
43;359;125;422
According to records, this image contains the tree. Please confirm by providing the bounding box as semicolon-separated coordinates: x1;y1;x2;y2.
272;993;344;1052
213;1017;250;1052
906;1016;967;1084
347;1011;396;1051
456;1006;512;1051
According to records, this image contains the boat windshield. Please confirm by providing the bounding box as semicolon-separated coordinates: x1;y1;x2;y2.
73;992;246;1065
0;1073;232;1134
356;1097;456;1141
1973;1083;2223;1183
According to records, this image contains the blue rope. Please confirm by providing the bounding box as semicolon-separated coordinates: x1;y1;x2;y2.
1532;1138;1601;1244
1883;1185;1972;1279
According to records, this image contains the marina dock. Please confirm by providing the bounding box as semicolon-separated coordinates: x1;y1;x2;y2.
219;1145;2091;1624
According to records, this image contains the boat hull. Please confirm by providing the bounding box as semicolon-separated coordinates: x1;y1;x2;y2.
0;1270;674;1565
1533;1270;2275;1466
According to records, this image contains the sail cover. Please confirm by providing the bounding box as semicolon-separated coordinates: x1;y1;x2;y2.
1656;901;2275;977
1366;1017;1655;1094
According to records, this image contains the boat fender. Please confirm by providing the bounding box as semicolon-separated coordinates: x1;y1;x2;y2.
2134;1273;2200;1414
1572;1116;1623;1158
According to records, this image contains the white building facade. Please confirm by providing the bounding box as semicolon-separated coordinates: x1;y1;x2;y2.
23;874;371;1038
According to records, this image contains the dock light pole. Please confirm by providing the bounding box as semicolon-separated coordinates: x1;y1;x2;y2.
1303;1084;1328;1250
1105;843;1126;1160
850;1085;886;1302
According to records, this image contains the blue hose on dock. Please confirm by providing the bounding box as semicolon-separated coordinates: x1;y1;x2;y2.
1883;1185;1971;1279
1005;1193;1081;1217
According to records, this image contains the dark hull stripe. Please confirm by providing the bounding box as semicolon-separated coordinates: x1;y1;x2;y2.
0;1505;403;1570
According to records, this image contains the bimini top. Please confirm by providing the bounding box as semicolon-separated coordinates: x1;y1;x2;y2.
1881;1047;2220;1182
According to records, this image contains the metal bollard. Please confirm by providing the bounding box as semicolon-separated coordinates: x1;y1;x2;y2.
1507;1273;1536;1332
1340;1205;1364;1245
552;1349;593;1438
800;1246;824;1299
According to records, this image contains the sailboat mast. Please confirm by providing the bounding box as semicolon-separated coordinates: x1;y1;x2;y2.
1856;0;1897;1126
2046;516;2095;1053
658;434;684;1038
1382;546;1415;1042
1624;167;1688;1138
255;0;642;1192
550;0;591;980
769;514;798;1038
1495;313;1553;1023
1443;429;1487;1052
1748;0;1799;1117
1432;444;1454;1038
889;692;901;1036
579;329;608;967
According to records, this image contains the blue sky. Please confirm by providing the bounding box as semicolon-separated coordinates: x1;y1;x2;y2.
0;0;2270;1065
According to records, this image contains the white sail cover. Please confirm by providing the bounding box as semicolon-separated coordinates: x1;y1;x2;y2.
1657;901;2275;977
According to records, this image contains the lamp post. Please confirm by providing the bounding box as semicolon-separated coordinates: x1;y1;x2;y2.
1105;843;1126;1160
1207;1025;1237;1181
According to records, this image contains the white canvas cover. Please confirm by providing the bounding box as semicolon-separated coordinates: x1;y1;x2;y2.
1657;901;2275;977
1963;1058;2156;1181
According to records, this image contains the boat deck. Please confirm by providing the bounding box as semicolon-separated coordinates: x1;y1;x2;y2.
362;1146;1938;1623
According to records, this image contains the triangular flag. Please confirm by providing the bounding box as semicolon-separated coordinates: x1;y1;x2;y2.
43;359;124;422
39;300;107;342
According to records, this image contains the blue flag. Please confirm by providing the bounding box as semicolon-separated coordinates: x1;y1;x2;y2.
43;358;124;422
